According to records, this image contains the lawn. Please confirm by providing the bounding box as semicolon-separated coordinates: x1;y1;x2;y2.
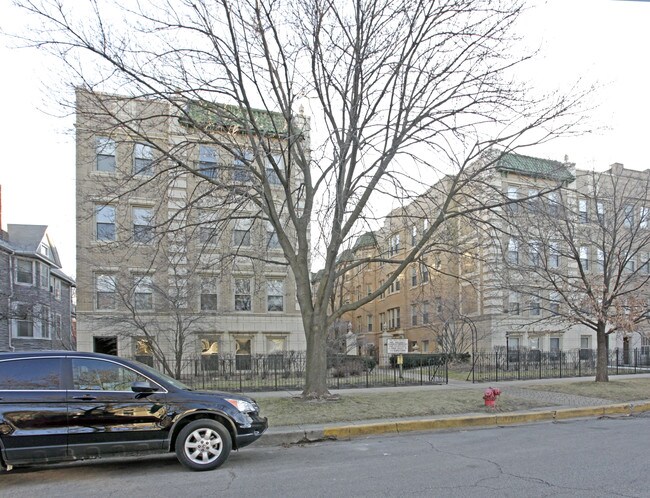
257;389;547;426
526;378;650;403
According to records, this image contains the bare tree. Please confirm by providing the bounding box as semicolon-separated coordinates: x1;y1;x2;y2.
17;0;587;397
501;166;650;381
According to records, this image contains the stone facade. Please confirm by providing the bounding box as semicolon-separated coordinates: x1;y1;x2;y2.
340;152;650;358
75;91;308;364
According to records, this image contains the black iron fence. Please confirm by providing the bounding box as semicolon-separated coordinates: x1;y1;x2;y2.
469;348;650;383
128;352;449;392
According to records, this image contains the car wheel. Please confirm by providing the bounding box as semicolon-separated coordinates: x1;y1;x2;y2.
175;419;232;471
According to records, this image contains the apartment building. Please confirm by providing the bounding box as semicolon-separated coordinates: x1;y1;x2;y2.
75;90;307;366
0;223;76;351
340;152;650;358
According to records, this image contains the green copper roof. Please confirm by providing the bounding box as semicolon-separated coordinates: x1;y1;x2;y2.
497;153;574;182
180;102;290;136
353;231;377;251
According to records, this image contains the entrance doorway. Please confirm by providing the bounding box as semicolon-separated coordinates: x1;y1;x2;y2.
94;336;118;356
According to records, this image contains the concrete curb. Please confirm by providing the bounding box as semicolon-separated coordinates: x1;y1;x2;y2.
316;401;650;442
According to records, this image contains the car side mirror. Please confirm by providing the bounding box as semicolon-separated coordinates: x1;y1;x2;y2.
131;381;159;393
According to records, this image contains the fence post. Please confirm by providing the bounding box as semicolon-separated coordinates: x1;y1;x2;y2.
495;352;499;383
366;368;369;388
578;354;581;377
559;353;562;378
394;364;397;386
616;348;619;375
517;349;521;380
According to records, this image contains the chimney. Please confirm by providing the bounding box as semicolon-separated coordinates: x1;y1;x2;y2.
610;162;624;176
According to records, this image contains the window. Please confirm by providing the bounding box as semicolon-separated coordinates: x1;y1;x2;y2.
201;277;218;311
507;238;519;264
389;234;400;256
96;274;117;310
198;145;218;178
435;297;443;315
641;207;649;229
233;218;252;247
387;307;400;329
53;313;62;339
411;224;417;246
52;276;62;300
549;241;560;268
507;186;518;214
39;262;49;289
12;302;33;337
367;314;373;332
411;266;418;287
596;249;604;273
580;336;591;350
529;337;540;350
624;204;634;228
96;137;116;172
508;291;520;315
547;191;559;216
40;243;50;258
38;305;50;339
367;284;372;296
421;263;429;283
96;205;116;241
529;240;542;267
197;210;219;246
550;337;560;352
235;338;252;370
527;189;539;211
265;221;280;249
133;207;154;243
579;246;589;271
578;198;588;223
133;143;153;176
234;151;253;183
596;202;605;224
625;257;635;273
530;295;540;316
234;278;252;311
379;312;386;331
71;358;149;391
640;253;650;274
549;292;560;315
422;340;429;353
422;301;430;324
0;358;62;390
267;279;284;312
134;276;153;310
423;218;429;231
15;258;34;285
265;154;283;185
411;303;418;326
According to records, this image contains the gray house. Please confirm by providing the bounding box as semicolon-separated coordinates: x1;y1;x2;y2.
0;224;76;351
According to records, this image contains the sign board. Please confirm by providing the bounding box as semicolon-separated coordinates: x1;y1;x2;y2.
386;338;408;354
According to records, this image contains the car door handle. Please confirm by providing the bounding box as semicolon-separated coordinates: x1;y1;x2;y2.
72;395;98;401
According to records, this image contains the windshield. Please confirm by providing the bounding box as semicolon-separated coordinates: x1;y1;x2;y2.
130;359;191;391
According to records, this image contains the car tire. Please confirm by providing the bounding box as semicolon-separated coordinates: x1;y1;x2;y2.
175;419;232;471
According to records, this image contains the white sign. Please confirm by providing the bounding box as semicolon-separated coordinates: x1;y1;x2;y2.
386;338;408;354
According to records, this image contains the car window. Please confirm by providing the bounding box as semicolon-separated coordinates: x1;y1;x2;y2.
0;358;62;390
71;358;150;391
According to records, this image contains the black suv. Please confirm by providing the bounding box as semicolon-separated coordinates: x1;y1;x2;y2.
0;351;267;471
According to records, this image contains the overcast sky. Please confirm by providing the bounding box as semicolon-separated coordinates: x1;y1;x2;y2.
0;0;648;278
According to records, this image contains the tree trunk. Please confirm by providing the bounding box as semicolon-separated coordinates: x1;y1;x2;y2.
302;318;330;398
595;321;609;382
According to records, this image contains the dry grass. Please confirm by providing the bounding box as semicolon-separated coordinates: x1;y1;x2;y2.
258;389;546;426
526;378;650;402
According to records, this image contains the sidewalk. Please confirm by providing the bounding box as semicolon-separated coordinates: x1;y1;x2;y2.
251;374;650;447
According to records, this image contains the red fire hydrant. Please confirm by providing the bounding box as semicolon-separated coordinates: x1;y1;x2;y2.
483;387;501;407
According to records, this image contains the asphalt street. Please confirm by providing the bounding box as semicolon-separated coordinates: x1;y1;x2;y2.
2;412;650;497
